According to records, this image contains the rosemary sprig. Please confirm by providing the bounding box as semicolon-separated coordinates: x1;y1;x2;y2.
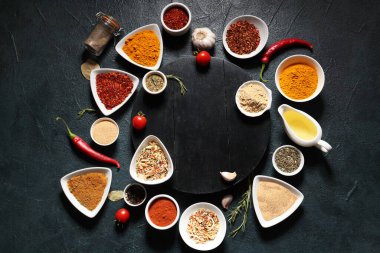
166;74;187;95
77;108;96;119
227;182;252;237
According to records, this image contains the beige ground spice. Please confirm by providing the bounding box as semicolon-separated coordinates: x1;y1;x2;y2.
257;181;297;221
238;82;268;113
92;120;118;145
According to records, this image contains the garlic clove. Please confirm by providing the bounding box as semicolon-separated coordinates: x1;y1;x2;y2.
222;194;233;210
220;171;237;182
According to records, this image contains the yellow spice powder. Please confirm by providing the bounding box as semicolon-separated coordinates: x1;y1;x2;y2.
92;120;118;145
257;181;297;221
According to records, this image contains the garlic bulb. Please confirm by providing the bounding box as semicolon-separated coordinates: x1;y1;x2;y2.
220;171;237;182
221;194;233;209
192;28;216;51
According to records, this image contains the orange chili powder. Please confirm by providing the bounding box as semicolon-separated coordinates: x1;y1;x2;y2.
148;198;177;227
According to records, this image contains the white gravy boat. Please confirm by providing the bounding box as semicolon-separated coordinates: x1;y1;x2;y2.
278;104;332;153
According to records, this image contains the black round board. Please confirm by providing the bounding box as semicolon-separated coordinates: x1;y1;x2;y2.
131;57;271;194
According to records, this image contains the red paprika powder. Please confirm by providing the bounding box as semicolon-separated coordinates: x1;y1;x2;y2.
148;198;177;227
163;7;189;30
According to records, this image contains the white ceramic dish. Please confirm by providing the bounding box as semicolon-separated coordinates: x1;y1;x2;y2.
275;54;325;102
90;68;139;116
161;2;192;36
60;167;112;218
252;175;304;228
272;145;304;176
179;202;226;251
223;15;268;59
145;194;180;230
142;70;167;95
90;117;119;146
123;183;147;207
130;135;174;185
115;24;163;70
235;80;272;117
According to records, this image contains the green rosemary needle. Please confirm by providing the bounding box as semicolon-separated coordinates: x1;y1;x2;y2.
166;74;187;95
77;108;96;119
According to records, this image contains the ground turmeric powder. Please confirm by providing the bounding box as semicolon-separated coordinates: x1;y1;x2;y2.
279;63;318;100
122;30;160;67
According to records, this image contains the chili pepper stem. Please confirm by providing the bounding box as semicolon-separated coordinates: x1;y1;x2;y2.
56;117;77;140
260;63;269;83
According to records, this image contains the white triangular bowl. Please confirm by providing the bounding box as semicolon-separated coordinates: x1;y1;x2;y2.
90;68;139;116
252;175;304;228
60;167;112;218
130;135;173;185
115;24;163;71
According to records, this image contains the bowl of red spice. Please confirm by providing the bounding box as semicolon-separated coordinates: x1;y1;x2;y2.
223;15;268;59
145;194;180;230
161;2;191;36
90;68;139;116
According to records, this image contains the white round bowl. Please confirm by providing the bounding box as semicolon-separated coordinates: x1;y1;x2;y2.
145;194;180;230
142;71;167;95
161;2;192;36
235;80;272;117
90;117;119;146
223;15;268;59
275;54;325;102
123;183;147;207
272;145;304;176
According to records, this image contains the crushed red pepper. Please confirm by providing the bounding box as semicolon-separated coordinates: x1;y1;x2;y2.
96;72;133;109
226;20;261;55
163;7;189;30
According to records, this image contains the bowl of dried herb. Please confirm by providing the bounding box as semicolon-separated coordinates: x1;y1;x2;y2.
142;71;167;95
272;145;304;176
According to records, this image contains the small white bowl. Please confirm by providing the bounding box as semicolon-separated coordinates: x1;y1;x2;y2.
90;117;119;146
130;135;174;185
275;54;325;102
223;15;268;59
161;2;192;36
272;145;304;176
142;71;167;95
90;68;139;116
252;175;304;228
235;80;272;117
123;183;147;207
60;167;112;218
179;202;226;251
145;194;180;230
115;24;163;70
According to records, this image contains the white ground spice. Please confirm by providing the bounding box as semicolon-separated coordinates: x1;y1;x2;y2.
92;120;118;145
238;83;268;113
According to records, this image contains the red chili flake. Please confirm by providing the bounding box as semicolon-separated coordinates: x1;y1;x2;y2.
163;7;189;30
96;72;133;110
226;20;261;55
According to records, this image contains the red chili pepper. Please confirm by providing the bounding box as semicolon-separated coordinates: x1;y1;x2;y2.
56;117;120;168
259;38;313;82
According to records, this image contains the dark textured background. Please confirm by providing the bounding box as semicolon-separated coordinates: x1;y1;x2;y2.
0;0;379;252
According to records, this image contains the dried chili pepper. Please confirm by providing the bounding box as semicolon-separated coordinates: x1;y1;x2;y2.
259;38;313;82
56;117;120;168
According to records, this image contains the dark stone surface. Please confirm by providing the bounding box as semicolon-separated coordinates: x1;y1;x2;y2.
0;0;379;252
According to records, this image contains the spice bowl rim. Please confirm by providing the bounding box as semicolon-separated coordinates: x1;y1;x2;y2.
90;117;120;146
179;202;227;251
145;194;180;230
142;70;168;95
90;68;139;116
123;182;147;207
272;145;305;176
252;175;304;228
60;167;112;218
235;80;272;117
275;54;325;102
115;23;163;71
160;2;192;36
129;135;174;185
222;15;269;59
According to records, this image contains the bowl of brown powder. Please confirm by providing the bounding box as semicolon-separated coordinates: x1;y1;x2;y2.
90;117;119;146
235;80;272;117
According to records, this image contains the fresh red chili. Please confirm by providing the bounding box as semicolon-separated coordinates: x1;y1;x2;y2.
259;38;313;82
163;7;189;30
56;117;120;168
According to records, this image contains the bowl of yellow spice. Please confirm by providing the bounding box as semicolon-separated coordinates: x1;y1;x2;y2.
115;24;163;71
275;54;325;102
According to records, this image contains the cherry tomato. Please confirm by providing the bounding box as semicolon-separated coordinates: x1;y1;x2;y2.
115;208;130;223
196;51;211;67
132;111;147;130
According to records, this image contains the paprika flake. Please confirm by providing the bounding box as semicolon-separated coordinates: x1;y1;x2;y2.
226;20;261;55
